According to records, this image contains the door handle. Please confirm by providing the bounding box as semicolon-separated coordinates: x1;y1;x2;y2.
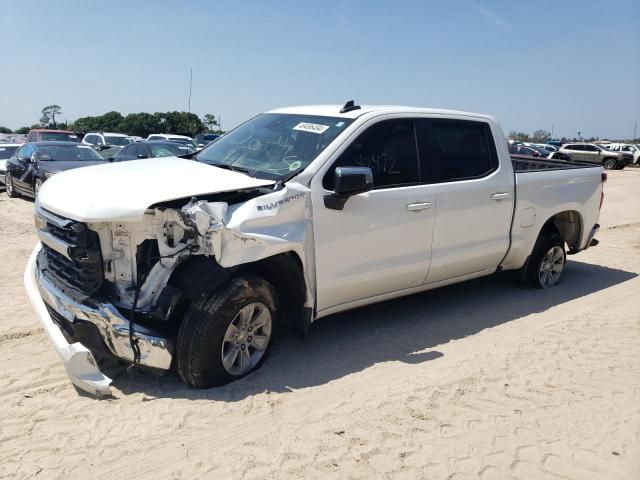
406;202;431;212
491;192;510;201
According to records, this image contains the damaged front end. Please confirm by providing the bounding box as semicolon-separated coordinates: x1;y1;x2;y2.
26;182;316;396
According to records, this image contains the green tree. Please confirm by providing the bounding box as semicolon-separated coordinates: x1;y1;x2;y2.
202;113;219;131
155;111;206;137
15;126;30;134
531;129;551;143
0;126;12;134
117;112;162;138
509;131;530;142
40;105;63;128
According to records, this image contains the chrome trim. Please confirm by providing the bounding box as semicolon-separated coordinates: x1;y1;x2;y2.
37;230;74;260
36;265;173;370
35;205;74;228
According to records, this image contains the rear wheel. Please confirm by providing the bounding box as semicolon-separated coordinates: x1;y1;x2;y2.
603;158;617;170
525;232;566;289
176;275;277;388
5;172;19;198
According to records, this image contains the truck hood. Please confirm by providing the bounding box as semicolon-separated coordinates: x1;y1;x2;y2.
36;157;275;222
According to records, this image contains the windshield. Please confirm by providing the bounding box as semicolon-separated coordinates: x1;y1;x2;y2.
0;146;19;159
39;132;80;142
149;143;193;157
195;113;354;180
37;144;104;161
105;136;131;146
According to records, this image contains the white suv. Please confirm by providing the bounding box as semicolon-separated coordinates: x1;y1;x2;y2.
606;143;640;164
82;132;132;147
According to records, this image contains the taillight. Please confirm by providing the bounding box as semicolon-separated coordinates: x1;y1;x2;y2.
600;172;606;209
601;172;607;182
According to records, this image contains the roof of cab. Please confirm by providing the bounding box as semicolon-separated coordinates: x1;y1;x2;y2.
267;104;496;122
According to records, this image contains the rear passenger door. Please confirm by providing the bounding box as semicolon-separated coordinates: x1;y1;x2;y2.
418;119;514;284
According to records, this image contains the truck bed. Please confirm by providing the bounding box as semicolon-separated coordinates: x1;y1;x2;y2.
511;155;600;172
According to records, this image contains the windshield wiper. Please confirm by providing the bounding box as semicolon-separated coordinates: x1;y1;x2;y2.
207;162;253;176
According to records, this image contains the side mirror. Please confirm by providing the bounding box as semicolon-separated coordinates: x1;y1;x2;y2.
324;166;373;210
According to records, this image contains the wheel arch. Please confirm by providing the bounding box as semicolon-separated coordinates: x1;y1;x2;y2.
164;251;311;337
539;209;583;252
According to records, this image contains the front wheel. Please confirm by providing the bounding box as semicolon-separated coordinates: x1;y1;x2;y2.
526;232;566;289
176;275;277;388
5;172;19;198
603;158;617;170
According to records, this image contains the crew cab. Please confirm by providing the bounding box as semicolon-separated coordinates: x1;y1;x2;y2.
24;104;605;396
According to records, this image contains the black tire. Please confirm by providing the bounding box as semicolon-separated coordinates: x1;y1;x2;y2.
176;275;277;389
525;231;566;289
5;172;19;198
603;158;617;170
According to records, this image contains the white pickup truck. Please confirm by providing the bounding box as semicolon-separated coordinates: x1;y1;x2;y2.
25;103;605;396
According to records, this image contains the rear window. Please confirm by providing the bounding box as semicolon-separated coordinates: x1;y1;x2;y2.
424;119;497;182
104;136;131;146
39;132;80;142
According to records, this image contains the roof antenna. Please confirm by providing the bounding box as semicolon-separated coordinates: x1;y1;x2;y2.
340;100;361;114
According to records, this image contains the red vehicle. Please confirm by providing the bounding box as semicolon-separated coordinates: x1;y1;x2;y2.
26;129;80;143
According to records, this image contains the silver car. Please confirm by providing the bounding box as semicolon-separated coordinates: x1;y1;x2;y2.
558;143;630;170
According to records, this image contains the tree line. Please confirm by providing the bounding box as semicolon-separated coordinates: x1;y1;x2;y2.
1;105;222;138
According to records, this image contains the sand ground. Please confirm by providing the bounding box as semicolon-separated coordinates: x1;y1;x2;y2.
0;170;639;479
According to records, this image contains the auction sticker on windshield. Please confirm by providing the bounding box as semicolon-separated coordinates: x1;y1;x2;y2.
293;122;330;134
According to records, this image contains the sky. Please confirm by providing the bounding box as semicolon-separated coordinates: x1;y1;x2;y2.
1;0;639;139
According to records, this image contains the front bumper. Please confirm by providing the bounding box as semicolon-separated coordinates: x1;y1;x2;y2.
24;244;173;396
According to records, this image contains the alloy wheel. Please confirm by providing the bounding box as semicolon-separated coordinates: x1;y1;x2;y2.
538;245;564;288
221;302;272;376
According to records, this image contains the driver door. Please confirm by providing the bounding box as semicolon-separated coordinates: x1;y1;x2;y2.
12;145;34;193
311;118;436;313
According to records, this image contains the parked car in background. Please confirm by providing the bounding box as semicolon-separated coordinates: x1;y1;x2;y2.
82;132;133;147
5;142;107;198
194;133;220;148
112;140;195;161
126;136;144;143
147;133;198;150
508;142;572;161
0;143;21;185
26;129;80;143
527;143;558;152
94;145;123;160
606;143;640;164
25;104;605;395
558;143;630;169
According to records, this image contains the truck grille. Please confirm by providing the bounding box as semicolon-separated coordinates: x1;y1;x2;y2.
37;209;104;298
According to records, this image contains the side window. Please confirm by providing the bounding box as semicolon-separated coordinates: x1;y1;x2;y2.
85;135;95;144
323;119;419;190
26;132;35;142
585;145;598;152
423;119;497;182
567;144;582;151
